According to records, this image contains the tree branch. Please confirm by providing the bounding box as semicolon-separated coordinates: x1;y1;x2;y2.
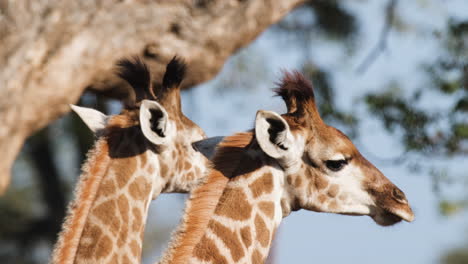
356;0;398;74
0;0;306;194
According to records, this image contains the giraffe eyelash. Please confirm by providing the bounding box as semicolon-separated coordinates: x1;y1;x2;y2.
325;159;348;172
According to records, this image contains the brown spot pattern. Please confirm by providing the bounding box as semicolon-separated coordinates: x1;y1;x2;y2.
327;184;339;198
258;201;275;219
76;223;102;259
184;161;192;170
132;208;143;232
315;176;329;190
130;239;140;258
287;175;293;185
251;249;263;264
329;200;338;210
117;225;128;248
162;169;229;264
193;235;228;264
99;179;116;197
93;200;121;235
295;176;303;188
215;187;252;221
255;214;270;247
128;176;150;200
249;173;274;198
194;166;202;179
121;254;132;264
240;226;252;248
114;157;136;188
117;195;130;224
208;221;245;261
95;235;112;259
160;163;169;178
338;193;348;201
186;171;194;181
93;200;116;222
318;194;327;203
110;253;119;263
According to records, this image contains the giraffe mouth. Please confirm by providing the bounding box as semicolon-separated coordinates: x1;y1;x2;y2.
372;210;403;226
371;207;414;226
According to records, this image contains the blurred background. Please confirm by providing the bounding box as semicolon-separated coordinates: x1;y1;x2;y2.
1;0;467;263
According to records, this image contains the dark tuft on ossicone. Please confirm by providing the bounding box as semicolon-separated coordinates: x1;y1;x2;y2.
274;71;315;114
116;56;152;103
162;56;186;90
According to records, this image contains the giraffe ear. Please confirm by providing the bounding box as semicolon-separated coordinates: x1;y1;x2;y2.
70;104;108;133
139;99;172;145
193;136;224;159
255;110;293;159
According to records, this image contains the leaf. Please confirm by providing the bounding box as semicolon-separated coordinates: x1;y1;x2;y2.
439;200;464;216
453;123;468;139
454;97;468;112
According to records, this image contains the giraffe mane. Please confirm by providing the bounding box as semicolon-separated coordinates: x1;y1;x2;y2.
159;132;254;264
50;139;111;264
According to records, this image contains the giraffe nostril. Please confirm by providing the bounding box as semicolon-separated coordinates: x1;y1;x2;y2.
392;188;407;204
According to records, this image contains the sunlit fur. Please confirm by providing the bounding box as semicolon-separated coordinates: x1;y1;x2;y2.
157;71;414;264
51;140;110;264
275;71;414;224
159;133;254;264
51;57;209;263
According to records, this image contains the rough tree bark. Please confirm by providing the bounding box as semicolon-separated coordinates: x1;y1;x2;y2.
0;0;305;194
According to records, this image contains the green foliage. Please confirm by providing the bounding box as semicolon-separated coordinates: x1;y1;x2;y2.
439;200;466;217
365;88;435;152
363;21;468;235
453;123;468;138
454;96;468;112
0;188;33;240
307;0;357;40
275;0;358;48
441;245;468;264
2;2;466;263
365;19;468;156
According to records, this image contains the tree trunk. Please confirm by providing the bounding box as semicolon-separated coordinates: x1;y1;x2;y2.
0;0;304;194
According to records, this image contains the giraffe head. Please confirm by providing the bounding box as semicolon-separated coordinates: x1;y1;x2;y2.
254;71;414;226
71;57;208;194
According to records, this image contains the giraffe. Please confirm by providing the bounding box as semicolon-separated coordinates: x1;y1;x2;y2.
158;71;415;264
50;56;212;264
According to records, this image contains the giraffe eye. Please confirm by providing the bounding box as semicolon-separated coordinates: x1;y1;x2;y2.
325;159;348;172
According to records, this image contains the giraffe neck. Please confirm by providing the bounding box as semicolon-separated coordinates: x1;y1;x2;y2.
158;132;261;264
158;133;288;264
51;135;161;264
156;133;207;194
189;166;285;264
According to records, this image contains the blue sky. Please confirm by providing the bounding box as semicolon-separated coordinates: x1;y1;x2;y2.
143;1;468;263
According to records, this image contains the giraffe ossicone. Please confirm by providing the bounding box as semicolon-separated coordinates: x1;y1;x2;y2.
159;70;414;264
50;56;212;264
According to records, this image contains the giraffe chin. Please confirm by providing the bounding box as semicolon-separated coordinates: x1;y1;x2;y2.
371;206;416;226
371;211;404;226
